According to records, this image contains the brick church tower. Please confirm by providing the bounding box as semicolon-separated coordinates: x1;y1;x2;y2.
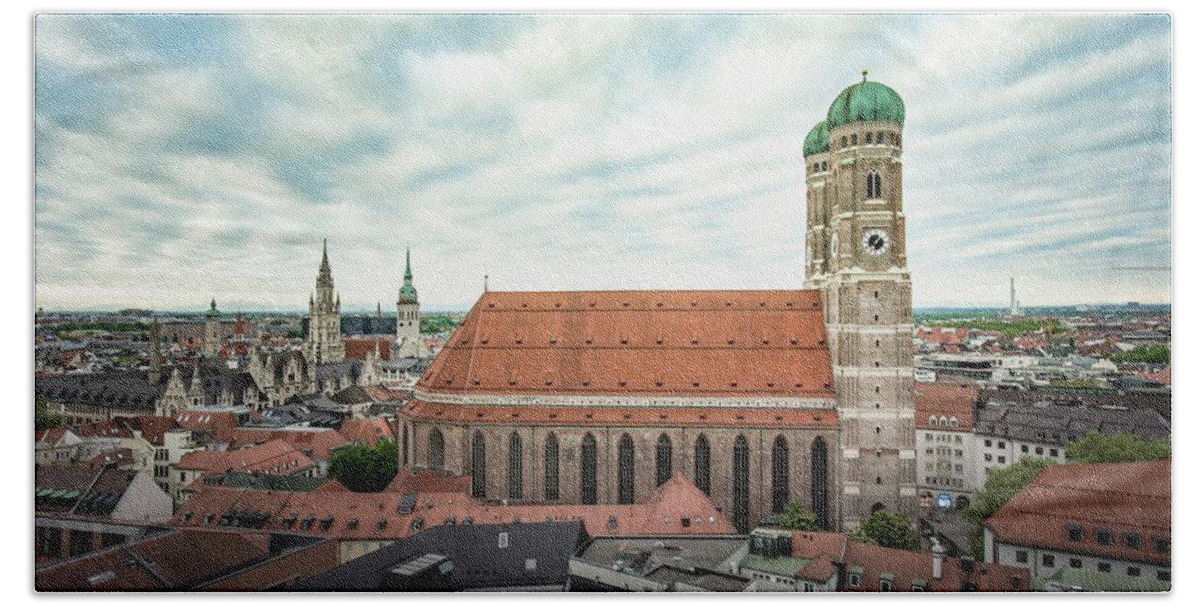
802;71;918;527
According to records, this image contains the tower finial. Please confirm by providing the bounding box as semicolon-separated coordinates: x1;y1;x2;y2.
484;274;489;293
862;68;869;82
404;247;413;281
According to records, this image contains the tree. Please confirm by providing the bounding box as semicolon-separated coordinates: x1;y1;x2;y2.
1110;344;1170;365
963;458;1050;558
1066;430;1170;464
777;502;819;531
848;509;918;551
35;395;63;431
329;439;399;492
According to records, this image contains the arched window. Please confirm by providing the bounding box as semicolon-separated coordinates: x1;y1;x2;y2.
771;436;790;513
508;432;523;500
811;437;829;529
866;170;883;199
401;424;410;467
544;433;559;501
471;431;487;498
732;435;750;533
581;434;597;505
618;434;635;505
929;415;937;426
656;434;673;486
939;416;949;427
694;435;711;495
429;428;444;470
949;417;959;428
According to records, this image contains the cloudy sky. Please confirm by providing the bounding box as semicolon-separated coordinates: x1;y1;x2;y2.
34;13;1171;312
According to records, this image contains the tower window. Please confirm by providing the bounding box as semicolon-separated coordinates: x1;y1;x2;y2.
865;133;872;144
850;134;858;146
821;161;828;171
866;170;883;199
841;136;848;148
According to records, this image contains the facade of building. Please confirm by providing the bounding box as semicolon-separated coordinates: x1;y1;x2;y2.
398;76;916;532
203;299;222;359
984;460;1170;592
913;383;977;507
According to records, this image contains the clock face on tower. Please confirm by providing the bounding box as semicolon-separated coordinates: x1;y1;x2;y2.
862;229;889;255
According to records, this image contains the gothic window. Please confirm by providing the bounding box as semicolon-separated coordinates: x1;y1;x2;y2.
581;433;598;505
656;434;673;486
850;133;858;146
508;432;523;500
544;433;560;501
694;434;711;495
429;428;444;470
811;437;829;529
618;434;635;504
866;170;883;199
732;435;750;533
771;435;790;513
471;431;487;498
865;132;873;144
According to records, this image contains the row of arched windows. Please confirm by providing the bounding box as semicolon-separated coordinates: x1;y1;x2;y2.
424;429;829;531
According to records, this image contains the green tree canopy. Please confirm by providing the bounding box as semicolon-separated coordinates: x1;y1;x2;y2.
847;509;919;551
963;458;1050;558
35;395;63;431
329;439;399;493
777;502;819;531
1066;430;1170;464
1110;344;1170;365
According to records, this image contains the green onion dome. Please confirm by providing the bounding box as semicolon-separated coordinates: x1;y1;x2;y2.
803;120;830;157
826;75;905;129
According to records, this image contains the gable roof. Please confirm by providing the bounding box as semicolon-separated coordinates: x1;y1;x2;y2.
914;383;977;430
338;418;394;447
177;440;314;476
986;459;1171;566
418;290;834;399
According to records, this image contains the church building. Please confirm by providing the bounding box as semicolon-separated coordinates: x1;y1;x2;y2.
397;73;916;532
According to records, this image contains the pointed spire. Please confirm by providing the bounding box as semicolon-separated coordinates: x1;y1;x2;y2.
862;67;869;82
398;247;419;304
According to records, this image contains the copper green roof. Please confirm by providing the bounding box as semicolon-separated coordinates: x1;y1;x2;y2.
803;120;830;157
398;248;418;304
826;75;905;129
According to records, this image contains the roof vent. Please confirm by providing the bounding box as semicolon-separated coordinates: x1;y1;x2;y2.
656;302;663;307
521;303;528;308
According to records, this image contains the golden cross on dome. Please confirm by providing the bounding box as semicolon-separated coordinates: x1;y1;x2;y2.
862;68;869;81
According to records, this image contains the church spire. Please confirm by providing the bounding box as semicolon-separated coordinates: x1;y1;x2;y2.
398;247;418;304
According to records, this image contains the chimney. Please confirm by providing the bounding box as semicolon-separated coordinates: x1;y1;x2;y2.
931;538;946;580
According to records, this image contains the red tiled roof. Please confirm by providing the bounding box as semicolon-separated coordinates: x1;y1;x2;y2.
914;383;977;430
74;419;135;439
177;440;315;476
985;459;1171;566
35;529;272;591
228;428;350;461
402;400;836;429
174;471;733;540
418;290;834;399
786;531;1027;591
175;410;238;441
363;385;408;402
121;416;180;445
344;336;393;361
339;418;395;447
86;448;135;469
